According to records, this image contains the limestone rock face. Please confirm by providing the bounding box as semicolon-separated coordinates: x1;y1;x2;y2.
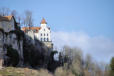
0;30;24;67
0;15;24;67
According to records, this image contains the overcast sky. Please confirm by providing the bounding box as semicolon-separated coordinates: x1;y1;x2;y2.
0;0;114;63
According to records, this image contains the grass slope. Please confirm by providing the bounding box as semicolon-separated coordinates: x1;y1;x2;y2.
0;67;53;76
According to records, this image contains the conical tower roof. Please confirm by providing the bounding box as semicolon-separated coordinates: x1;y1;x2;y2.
40;18;47;24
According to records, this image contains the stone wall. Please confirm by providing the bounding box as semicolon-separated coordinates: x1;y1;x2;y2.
43;41;53;50
0;18;15;32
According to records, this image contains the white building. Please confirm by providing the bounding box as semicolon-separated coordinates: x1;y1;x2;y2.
22;18;53;49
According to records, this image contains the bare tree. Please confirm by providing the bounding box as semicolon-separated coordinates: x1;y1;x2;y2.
0;7;11;16
85;54;92;70
11;10;18;17
24;10;33;28
11;10;18;22
104;64;110;76
60;46;83;76
11;10;23;24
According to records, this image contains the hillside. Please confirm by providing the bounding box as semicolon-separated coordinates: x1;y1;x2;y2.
0;67;53;76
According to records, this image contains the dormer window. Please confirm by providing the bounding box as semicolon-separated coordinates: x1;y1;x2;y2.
33;30;36;33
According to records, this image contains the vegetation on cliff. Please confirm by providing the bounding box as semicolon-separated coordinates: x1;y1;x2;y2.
5;45;19;67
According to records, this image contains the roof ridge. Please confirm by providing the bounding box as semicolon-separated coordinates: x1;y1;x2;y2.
0;15;13;21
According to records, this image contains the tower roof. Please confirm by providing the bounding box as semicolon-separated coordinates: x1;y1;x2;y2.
40;18;47;24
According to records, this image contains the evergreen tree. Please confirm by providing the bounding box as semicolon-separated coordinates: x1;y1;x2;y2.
110;57;114;76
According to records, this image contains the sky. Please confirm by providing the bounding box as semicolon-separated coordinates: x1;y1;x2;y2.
0;0;114;63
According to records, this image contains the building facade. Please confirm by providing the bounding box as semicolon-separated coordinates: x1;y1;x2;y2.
0;16;15;32
22;18;53;49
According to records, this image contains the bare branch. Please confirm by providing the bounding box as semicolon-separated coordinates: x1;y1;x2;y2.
0;7;11;16
24;10;33;28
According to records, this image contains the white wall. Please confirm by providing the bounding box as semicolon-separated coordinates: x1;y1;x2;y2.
35;24;51;42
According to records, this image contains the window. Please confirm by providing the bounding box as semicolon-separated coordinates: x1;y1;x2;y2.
33;30;36;32
41;33;42;36
44;34;45;36
44;29;45;31
41;38;42;41
44;38;45;41
47;38;49;41
47;34;48;36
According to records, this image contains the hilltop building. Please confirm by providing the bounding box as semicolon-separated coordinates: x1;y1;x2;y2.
22;18;53;49
0;16;18;32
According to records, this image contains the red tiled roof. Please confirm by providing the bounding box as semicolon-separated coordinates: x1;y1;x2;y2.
0;15;13;21
22;27;41;33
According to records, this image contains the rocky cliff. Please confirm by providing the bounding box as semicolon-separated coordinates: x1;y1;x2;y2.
0;28;24;66
0;28;55;69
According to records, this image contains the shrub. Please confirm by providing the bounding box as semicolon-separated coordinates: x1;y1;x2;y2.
6;45;19;66
110;57;114;76
55;67;75;76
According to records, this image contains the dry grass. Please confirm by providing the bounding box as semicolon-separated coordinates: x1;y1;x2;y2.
54;67;75;76
0;67;53;76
